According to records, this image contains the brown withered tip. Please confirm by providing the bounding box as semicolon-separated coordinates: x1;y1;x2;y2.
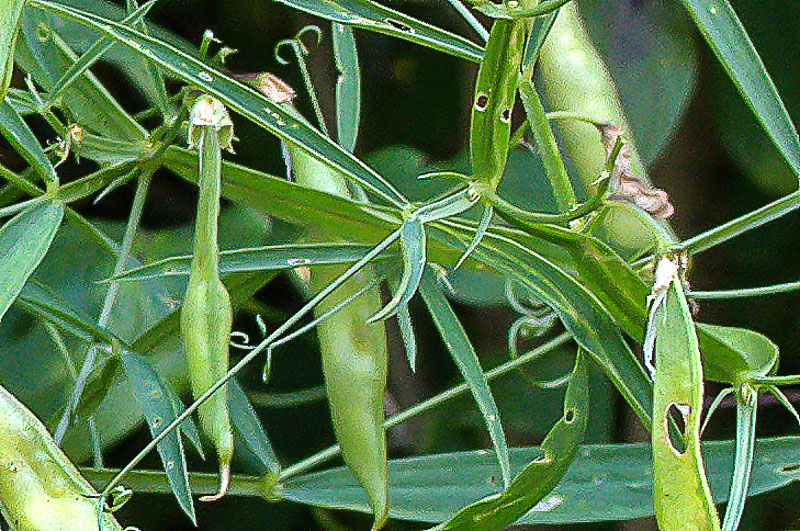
199;463;231;502
596;122;675;219
233;72;296;103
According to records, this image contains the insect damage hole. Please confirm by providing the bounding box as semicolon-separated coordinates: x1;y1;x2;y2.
665;403;690;455
500;107;511;123
384;19;414;33
475;93;489;111
564;408;576;424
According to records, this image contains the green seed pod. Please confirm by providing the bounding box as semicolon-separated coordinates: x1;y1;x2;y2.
470;18;526;190
180;95;234;501
0;0;25;102
0;384;124;530
284;117;389;529
537;4;676;253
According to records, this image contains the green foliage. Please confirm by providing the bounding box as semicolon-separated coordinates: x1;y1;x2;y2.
0;0;798;529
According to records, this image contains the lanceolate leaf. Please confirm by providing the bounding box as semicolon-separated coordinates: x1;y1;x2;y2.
367;219;425;323
679;0;800;179
0;200;64;322
279;437;800;525
0;100;58;185
273;0;484;63
228;380;281;477
433;351;589;530
29;0;406;206
429;221;654;429
105;242;390;282
17;8;145;141
332;23;360;153
418;268;511;489
118;347;196;524
0;0;25;101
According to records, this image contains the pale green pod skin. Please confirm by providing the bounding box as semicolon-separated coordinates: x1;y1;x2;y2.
0;0;25;102
181;124;234;501
0;385;123;531
652;272;720;530
537;4;675;253
285;105;389;528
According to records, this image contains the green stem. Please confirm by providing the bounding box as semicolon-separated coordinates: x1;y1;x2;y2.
679;190;800;256
479;135;622;225
751;375;800;386
688;280;800;299
518;78;575;211
631;190;800;269
278;332;572;480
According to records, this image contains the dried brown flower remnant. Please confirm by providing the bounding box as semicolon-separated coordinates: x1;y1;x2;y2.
597;123;675;219
233;72;296;103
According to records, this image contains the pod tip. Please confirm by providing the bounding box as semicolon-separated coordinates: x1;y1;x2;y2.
200;463;231;502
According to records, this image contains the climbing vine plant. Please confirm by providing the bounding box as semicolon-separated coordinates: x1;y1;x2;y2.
0;0;799;529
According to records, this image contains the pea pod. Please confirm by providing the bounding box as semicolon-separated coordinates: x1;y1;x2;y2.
275;94;388;525
0;384;123;530
537;4;676;255
470;18;526;190
0;0;25;101
650;257;720;531
180;95;234;501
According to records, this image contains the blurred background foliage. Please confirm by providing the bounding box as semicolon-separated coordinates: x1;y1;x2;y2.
3;0;800;529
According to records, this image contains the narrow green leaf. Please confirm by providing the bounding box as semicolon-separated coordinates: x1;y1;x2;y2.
418;267;511;488
280;437;800;525
18;8;145;140
164;383;204;460
470;18;525;189
17;279;111;342
163;145;400;245
367;220;424;323
679;0;800;178
0;100;58;185
118;347;196;524
397;304;417;372
721;387;757;531
767;385;800;430
105;242;390;282
30;0;406;206
453;203;492;270
429;221;654;429
0;0;25;101
332;23;360;153
651;268;720;530
521;11;557;75
46;0;158;104
274;0;484;63
0;200;63;322
471;0;574;18
228;380;281;477
433;351;588;530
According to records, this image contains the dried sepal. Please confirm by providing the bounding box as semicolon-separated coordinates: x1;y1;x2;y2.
598;123;675;219
188;95;235;152
234;72;296;104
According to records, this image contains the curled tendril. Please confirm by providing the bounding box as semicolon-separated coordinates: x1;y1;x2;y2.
505;278;564;389
504;278;549;315
273;24;330;136
230;331;254;349
274;25;323;64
